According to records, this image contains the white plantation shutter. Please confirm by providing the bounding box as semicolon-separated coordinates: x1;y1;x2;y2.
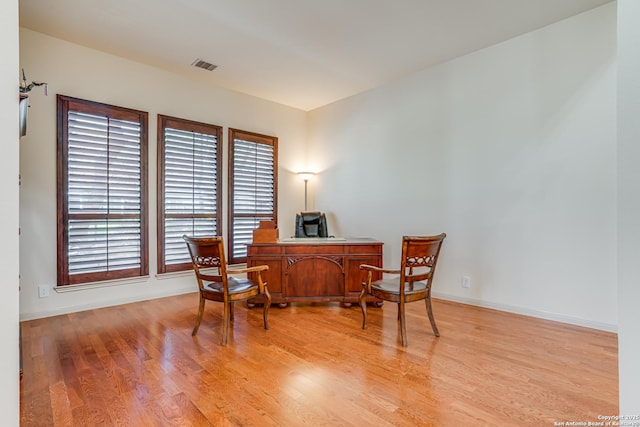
57;96;148;285
158;116;221;273
229;129;277;264
67;112;142;274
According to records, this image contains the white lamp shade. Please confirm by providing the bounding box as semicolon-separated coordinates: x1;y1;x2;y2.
297;172;315;181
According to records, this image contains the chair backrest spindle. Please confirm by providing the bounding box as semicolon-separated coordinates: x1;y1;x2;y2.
183;236;228;291
400;234;446;293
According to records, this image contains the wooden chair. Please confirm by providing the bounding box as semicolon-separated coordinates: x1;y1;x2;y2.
359;233;446;347
183;235;271;345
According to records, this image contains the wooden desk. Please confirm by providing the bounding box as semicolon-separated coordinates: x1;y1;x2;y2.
246;238;383;307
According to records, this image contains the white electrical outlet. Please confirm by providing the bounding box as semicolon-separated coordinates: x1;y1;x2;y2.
462;275;471;289
38;284;50;298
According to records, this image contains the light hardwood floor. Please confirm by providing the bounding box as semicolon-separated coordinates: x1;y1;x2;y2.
20;294;618;426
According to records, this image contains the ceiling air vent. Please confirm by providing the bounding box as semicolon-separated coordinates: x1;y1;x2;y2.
191;58;217;71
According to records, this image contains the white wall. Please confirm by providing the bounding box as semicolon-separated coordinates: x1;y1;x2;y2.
0;0;21;424
617;0;640;416
308;4;617;330
19;29;308;320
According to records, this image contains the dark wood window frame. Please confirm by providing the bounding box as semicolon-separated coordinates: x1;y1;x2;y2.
157;115;222;273
228;128;278;265
56;95;149;286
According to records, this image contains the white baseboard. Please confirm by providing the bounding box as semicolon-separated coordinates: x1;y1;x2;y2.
432;291;618;333
19;286;196;321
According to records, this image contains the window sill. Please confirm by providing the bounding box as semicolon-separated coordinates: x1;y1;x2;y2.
155;270;194;280
54;275;150;293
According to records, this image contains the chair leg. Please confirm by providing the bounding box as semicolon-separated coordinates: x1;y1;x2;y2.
263;288;272;330
425;295;440;337
192;296;205;336
221;301;231;346
398;302;408;347
230;302;235;322
359;288;368;330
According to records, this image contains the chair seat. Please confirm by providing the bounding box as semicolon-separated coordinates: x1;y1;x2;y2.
203;277;258;295
371;279;427;293
370;279;428;303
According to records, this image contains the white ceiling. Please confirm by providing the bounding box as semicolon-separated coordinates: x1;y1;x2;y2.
19;0;613;111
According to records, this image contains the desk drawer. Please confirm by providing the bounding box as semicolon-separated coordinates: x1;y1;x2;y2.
248;245;283;255
285;245;343;255
348;244;382;255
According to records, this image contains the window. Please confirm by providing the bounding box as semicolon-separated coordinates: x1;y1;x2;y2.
157;115;222;273
57;95;148;286
228;129;278;264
